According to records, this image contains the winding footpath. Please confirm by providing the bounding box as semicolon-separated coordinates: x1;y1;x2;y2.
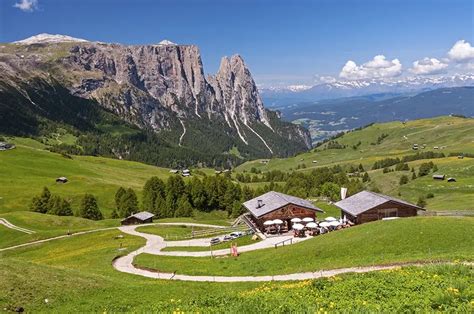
112;224;451;282
2;221;468;282
0;218;35;234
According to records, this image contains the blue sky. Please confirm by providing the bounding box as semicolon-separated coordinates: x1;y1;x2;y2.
1;0;473;86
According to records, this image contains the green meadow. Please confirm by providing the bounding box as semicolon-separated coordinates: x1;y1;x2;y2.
1;218;472;312
0;137;212;216
135;217;474;276
236;116;474;172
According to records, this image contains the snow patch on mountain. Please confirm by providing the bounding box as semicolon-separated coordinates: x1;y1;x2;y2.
13;33;89;45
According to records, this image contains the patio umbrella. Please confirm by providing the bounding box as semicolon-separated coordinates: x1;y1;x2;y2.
306;222;318;228
329;221;341;227
319;221;331;228
325;216;337;222
273;219;284;224
263;220;274;226
292;223;304;230
290;218;302;223
302;217;314;222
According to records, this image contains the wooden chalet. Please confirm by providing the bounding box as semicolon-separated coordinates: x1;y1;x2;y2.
121;211;155;225
243;191;323;232
335;190;424;225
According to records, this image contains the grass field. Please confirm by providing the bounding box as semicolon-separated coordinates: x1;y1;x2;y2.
367;157;474;210
135;217;474;276
136;224;226;240
1;224;472;312
236;116;474;173
161;234;260;252
0;211;119;248
0;137;209;217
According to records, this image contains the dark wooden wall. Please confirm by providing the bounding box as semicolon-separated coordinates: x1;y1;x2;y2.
351;201;418;224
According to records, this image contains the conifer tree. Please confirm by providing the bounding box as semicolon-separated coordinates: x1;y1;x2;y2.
78;194;103;220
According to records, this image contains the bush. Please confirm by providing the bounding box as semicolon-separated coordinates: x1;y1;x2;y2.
417;196;427;208
399;175;409;185
426;193;435;199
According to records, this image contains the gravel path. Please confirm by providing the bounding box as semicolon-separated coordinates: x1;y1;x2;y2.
0;218;35;234
113;225;435;282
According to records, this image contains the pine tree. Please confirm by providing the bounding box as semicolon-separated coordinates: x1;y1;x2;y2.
175;195;193;217
362;172;370;182
47;195;62;215
78;194;103;220
119;188;139;218
57;198;73;216
114;187;126;214
30;187;52;213
142;177;166;211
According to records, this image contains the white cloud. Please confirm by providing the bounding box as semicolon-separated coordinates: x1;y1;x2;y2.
448;40;474;63
13;0;38;12
410;57;448;75
339;55;402;80
313;75;337;84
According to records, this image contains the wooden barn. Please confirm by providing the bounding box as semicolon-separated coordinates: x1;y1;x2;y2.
121;211;155;225
335;191;424;225
243;191;323;232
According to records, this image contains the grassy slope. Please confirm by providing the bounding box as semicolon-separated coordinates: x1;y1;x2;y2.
0;211;119;248
0;229;257;312
135;217;474;276
136;225;225;241
0;210;232;249
236;116;474;172
235;116;474;211
161;235;260;252
0;137;209;216
1;227;471;312
368;157;474;210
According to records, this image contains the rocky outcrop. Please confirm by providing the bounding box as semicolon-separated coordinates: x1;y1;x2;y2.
0;35;312;157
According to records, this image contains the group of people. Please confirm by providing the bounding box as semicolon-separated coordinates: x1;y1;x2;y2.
293;218;354;238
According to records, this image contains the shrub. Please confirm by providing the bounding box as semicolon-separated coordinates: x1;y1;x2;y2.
399;175;409;185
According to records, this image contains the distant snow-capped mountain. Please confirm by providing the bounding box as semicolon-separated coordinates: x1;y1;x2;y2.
13;33;89;44
260;74;474;105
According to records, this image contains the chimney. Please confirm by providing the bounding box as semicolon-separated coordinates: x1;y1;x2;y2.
340;187;348;200
257;200;263;208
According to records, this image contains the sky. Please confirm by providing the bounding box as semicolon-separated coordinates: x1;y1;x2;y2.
1;0;473;87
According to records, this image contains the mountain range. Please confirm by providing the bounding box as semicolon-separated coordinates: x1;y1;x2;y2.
260;75;474;107
281;86;474;143
0;34;311;167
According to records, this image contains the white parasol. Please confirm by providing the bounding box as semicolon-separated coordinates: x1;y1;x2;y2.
292;223;305;230
273;219;284;224
302;217;314;222
290;217;302;223
263;220;274;226
319;221;331;228
325;216;337;222
329;220;341;227
306;222;318;228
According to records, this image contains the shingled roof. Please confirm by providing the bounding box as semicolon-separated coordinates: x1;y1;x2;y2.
335;190;423;216
124;211;155;221
243;191;323;218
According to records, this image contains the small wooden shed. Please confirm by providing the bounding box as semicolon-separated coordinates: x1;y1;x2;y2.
121;211;155;225
56;177;68;184
335;191;424;225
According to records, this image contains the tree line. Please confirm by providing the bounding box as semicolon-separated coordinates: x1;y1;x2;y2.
30;187;103;220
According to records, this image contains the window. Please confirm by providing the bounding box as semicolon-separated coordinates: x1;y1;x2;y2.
379;208;398;218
